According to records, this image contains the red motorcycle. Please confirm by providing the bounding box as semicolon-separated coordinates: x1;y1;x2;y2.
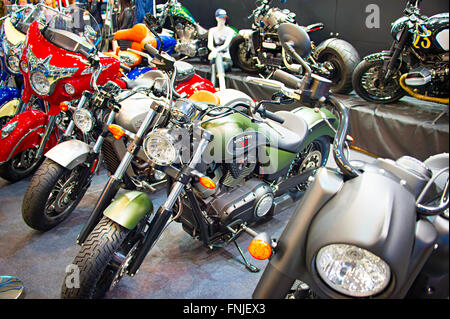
0;7;216;183
0;8;123;182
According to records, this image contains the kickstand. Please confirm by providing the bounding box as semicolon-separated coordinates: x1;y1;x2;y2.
432;107;448;125
233;240;259;273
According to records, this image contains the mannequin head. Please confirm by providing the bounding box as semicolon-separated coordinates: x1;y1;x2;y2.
215;8;228;27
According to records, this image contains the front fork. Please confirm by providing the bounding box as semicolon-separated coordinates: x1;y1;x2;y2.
77;107;158;245
382;27;409;82
126;131;214;276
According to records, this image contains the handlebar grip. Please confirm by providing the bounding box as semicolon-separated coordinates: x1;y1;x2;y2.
257;107;285;124
273;69;301;89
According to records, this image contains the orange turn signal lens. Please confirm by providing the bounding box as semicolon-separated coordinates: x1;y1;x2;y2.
108;124;125;140
59;102;69;111
248;239;272;260
199;176;216;189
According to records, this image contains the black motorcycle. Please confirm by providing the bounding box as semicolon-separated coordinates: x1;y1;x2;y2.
352;0;449;105
245;22;449;299
229;0;361;94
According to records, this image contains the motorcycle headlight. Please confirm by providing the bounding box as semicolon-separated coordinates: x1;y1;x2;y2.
73;109;94;133
143;129;178;166
7;55;20;73
315;244;391;297
30;71;50;96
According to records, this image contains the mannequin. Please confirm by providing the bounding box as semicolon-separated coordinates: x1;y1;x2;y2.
207;8;235;90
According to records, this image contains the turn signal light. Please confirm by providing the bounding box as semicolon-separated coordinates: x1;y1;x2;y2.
199;176;216;189
248;239;272;260
108;124;125;140
59;102;69;111
346;135;355;143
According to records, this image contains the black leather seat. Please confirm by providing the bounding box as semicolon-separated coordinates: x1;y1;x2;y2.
266;111;308;153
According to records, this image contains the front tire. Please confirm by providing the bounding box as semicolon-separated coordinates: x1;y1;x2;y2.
61;217;131;299
0;148;44;182
315;39;360;94
22;158;90;231
352;58;406;104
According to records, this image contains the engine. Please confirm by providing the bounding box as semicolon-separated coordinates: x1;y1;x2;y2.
207;178;274;227
174;23;198;57
404;53;449;98
255;8;296;32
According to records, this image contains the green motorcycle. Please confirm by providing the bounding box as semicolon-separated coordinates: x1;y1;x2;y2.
154;0;210;59
61;23;341;299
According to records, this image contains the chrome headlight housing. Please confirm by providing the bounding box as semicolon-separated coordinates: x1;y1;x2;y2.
30;71;50;96
143;129;178;166
73;109;94;133
315;244;391;297
7;55;20;73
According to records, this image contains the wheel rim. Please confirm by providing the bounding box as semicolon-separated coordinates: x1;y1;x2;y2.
360;65;403;101
45;167;84;218
10;149;40;173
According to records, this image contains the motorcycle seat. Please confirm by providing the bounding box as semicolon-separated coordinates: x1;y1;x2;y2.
266;111;308;153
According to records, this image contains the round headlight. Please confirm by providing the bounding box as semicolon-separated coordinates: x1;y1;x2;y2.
30;71;50;95
143;129;177;166
7;55;20;73
20;60;28;73
73;109;94;133
315;244;391;297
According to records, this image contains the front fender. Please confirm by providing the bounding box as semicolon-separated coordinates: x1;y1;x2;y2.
238;29;254;39
45;139;91;170
104;191;153;230
363;50;392;63
0;110;49;163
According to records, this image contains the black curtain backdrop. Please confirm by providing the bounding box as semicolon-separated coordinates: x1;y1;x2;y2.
157;0;449;57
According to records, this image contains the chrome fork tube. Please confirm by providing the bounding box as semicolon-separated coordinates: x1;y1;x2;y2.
92;110;117;154
34;115;57;160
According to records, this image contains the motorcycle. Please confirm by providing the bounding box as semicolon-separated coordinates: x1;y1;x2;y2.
104;22;177;72
154;0;210;60
229;0;361;94
244;23;449;300
21;16;218;231
352;0;449;106
0;6;124;182
60;22;342;299
0;4;44;128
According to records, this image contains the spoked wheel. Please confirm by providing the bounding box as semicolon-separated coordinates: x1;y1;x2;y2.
0;148;43;182
291;136;330;192
352;59;406;104
22;158;91;231
61;217;143;299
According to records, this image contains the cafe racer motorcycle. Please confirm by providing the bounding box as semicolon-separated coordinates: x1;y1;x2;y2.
229;0;360;94
60;24;341;299
352;0;449;105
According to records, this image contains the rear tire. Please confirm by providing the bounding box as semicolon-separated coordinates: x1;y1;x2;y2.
22;158;90;231
229;35;258;73
61;217;131;299
315;39;360;94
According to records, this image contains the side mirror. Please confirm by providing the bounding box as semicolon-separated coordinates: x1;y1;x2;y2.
278;23;311;59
